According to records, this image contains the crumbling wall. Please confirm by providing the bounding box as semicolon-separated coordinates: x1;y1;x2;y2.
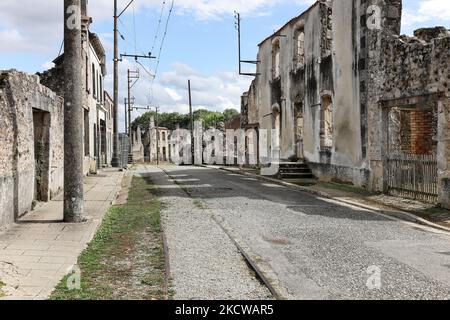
132;127;145;163
366;23;450;207
0;70;63;227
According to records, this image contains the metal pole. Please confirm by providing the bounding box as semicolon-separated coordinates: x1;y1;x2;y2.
237;13;242;75
111;0;120;167
188;80;194;164
64;0;84;222
127;69;132;142
124;98;128;136
156;107;160;165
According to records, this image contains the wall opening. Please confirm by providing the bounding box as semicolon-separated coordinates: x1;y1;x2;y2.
92;63;96;98
84;109;90;156
384;101;439;203
100;119;107;167
33;109;51;202
320;95;333;151
294;100;304;159
94;123;98;159
400;109;436;155
272;39;281;79
294;29;305;69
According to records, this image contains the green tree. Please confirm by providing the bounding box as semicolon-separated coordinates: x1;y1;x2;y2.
223;108;240;122
131;108;241;133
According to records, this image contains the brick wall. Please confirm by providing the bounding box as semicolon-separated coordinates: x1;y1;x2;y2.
409;109;435;155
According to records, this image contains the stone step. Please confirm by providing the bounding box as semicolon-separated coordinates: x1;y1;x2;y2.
280;172;314;179
279;167;312;173
282;178;318;186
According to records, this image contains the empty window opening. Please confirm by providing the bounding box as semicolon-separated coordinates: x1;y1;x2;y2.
320;95;333;150
92;63;96;98
294;100;304;159
295;30;305;68
272;40;281;79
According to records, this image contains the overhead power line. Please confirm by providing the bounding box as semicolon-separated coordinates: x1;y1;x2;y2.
151;1;167;56
149;0;175;104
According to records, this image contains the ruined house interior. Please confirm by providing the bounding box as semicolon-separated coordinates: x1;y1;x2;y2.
241;0;450;208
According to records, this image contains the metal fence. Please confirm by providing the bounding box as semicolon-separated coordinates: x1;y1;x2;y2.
386;153;438;203
119;133;130;168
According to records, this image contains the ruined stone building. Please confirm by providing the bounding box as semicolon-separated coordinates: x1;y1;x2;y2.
241;0;450;208
0;71;64;226
142;117;172;162
131;127;145;164
0;0;115;228
39;0;114;175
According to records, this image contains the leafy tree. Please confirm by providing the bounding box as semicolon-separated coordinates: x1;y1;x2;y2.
131;108;240;133
223;108;240;122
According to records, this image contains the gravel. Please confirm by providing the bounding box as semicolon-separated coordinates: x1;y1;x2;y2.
158;166;450;300
138;166;271;300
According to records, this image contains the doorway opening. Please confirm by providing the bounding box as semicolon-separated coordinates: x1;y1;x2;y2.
100;119;107;167
294;99;304;160
33;109;51;202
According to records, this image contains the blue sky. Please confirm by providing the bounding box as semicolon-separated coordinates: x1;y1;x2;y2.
1;0;449;131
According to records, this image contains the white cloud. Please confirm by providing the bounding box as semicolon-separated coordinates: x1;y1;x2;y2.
42;61;55;70
402;0;450;31
104;60;247;132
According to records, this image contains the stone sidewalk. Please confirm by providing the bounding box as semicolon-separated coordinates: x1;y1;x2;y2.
0;169;124;300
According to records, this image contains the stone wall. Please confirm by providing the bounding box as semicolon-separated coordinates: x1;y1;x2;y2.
0;70;64;227
366;13;450;207
241;0;450;205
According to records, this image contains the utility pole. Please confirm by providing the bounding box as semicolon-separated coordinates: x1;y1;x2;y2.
64;0;84;222
234;12;260;76
112;0;145;167
111;0;120;167
124;98;128;135
127;69;140;140
188;80;194;164
155;106;160;165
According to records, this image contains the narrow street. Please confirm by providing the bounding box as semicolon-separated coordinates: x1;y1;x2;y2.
150;165;450;300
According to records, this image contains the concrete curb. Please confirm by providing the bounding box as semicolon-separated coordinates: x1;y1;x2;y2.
208;165;450;234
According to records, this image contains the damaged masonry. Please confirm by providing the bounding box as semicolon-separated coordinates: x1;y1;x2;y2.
240;0;450;208
0;1;115;227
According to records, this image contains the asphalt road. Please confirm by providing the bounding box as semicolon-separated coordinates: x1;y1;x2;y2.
155;165;450;300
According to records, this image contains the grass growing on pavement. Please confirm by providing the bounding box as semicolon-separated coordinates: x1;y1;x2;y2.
318;182;374;196
50;175;171;300
422;207;450;222
0;280;6;298
193;199;207;210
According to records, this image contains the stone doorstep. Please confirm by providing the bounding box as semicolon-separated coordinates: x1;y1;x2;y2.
214;166;450;233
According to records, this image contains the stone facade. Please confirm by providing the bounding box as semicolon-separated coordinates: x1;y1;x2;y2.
143;117;172;162
242;0;450;207
132;127;145;164
0;70;64;227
